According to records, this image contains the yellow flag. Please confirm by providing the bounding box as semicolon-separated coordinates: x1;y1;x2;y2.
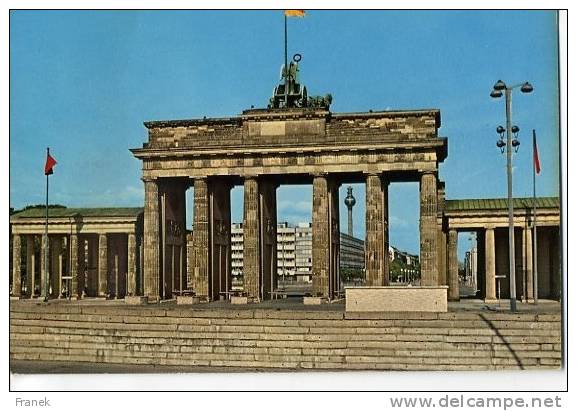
285;10;305;17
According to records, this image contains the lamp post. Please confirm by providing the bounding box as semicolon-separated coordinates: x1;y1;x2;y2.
490;79;533;312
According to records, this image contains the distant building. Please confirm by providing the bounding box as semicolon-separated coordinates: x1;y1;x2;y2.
464;246;478;287
277;222;297;278
225;222;364;284
389;245;419;266
231;223;244;277
188;222;419;286
340;233;364;270
294;223;313;282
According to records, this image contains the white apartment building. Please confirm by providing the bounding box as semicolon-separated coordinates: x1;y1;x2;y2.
193;223;418;286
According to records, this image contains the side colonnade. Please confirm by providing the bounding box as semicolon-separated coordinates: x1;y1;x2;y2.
10;208;142;300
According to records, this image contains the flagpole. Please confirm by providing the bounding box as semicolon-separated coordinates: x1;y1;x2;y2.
284;13;288;108
44;147;50;302
532;130;539;304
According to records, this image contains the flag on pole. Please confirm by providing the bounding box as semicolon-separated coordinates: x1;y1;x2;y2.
44;151;57;175
285;10;305;17
533;132;541;175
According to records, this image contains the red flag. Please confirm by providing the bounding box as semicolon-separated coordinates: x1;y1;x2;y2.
44;151;57;175
533;131;541;175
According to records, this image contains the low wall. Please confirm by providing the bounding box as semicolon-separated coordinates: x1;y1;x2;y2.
10;301;561;371
346;286;448;312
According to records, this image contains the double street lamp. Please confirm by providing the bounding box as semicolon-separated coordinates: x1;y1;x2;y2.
490;79;533;312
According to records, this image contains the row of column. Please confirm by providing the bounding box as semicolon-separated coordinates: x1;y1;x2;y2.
445;225;559;302
483;225;536;302
11;233;137;299
142;171;440;302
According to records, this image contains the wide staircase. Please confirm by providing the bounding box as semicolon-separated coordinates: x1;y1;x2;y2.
10;301;562;371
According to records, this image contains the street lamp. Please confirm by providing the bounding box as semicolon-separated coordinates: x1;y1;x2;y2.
490;79;533;312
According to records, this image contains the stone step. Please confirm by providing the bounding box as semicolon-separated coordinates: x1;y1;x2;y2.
9;303;562;371
9;318;561;339
10;351;554;371
9;301;561;321
9;310;561;329
11;339;561;364
11;333;561;355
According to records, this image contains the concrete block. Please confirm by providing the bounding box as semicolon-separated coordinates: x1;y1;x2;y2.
176;296;201;305
346;286;448;312
124;296;148;305
303;297;326;305
230;296;248;305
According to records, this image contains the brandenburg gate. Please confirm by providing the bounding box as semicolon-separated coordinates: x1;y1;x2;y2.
131;62;448;302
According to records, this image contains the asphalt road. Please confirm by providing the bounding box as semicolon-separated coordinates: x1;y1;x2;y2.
10;360;295;374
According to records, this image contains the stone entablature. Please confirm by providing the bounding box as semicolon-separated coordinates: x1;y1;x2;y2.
10;208;143;235
141;109;442;149
444;197;560;229
133;108;446;180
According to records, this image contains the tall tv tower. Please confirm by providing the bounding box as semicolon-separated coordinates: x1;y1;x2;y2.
344;186;356;237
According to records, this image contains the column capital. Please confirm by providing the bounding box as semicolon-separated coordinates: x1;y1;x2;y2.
363;171;382;177
448;229;458;245
141;176;157;183
311;172;328;179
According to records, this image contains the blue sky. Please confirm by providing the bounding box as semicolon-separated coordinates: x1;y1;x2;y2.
9;10;560;258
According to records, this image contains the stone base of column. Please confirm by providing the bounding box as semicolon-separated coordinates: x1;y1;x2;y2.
125;295;148;305
176;295;201;305
10;296;21;301
304;296;327;305
484;298;499;304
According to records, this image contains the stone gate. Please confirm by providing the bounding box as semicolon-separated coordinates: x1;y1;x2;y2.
131;107;448;302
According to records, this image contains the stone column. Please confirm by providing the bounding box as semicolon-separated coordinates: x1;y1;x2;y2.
447;229;460;301
143;178;160;301
419;172;438;286
328;180;341;297
312;174;330;297
78;237;87;297
243;177;261;300
98;233;108;297
383;178;390;285
114;254;119;298
550;229;560;301
437;228;448;286
210;180;233;301
186;233;193;290
259;180;277;300
26;236;35;297
191;178;210;298
70;234;79;299
484;227;496;302
365;174;386;286
40;235;48;297
12;234;22;297
50;236;62;297
523;226;533;302
127;233;137;296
